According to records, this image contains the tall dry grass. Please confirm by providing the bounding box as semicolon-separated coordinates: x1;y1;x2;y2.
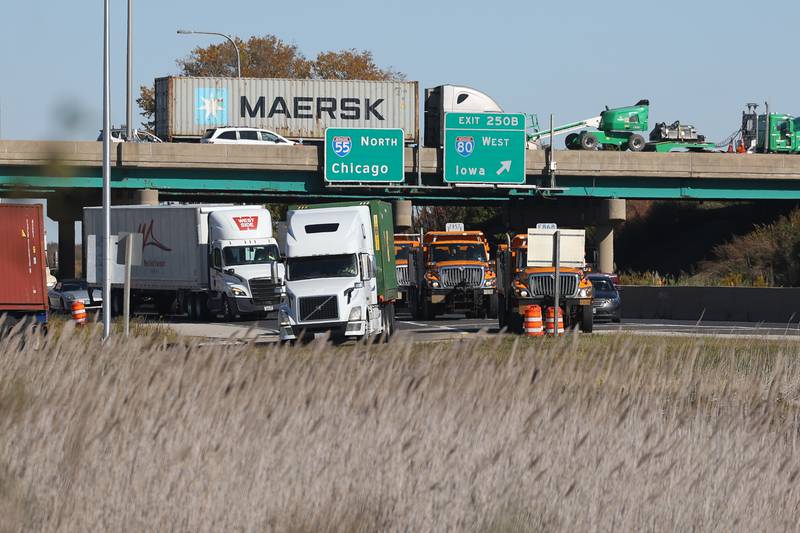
1;319;800;531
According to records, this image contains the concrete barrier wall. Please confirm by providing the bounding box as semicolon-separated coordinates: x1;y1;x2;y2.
620;286;800;323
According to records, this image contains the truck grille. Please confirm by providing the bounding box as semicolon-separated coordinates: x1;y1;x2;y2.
248;277;278;304
396;265;410;286
439;266;484;288
528;273;580;298
298;295;339;322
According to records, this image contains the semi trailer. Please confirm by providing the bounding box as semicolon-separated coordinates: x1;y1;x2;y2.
154;76;505;145
84;205;284;320
394;233;422;306
278;200;398;341
0;204;49;326
496;228;593;333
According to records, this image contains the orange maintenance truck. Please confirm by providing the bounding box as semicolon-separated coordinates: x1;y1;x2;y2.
407;228;497;319
496;228;594;332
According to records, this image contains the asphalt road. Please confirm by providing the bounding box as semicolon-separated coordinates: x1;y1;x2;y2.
159;310;800;343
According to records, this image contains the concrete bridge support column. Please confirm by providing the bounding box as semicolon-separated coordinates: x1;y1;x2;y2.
113;188;159;206
57;221;76;279
393;200;412;232
48;195;85;280
597;199;626;274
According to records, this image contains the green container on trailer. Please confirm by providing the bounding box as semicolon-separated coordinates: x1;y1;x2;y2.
288;200;398;302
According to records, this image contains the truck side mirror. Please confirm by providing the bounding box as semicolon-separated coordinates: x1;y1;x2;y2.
359;254;372;281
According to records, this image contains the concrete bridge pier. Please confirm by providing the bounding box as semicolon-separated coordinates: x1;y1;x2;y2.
596;199;626;274
393;199;413;232
112;188;159;206
47;194;85;279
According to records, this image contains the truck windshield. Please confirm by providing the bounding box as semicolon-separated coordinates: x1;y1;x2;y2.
430;244;486;263
223;244;279;266
396;244;413;261
287;254;358;281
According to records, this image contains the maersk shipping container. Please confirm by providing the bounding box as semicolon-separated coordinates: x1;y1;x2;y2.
0;204;48;312
84;205;216;291
155;76;419;143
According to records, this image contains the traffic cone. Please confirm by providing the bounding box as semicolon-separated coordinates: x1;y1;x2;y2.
71;300;87;326
544;306;564;337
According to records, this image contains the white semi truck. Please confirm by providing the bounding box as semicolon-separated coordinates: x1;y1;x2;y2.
278;200;398;341
84;204;284;320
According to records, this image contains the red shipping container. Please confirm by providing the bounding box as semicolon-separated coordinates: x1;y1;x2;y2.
0;204;48;312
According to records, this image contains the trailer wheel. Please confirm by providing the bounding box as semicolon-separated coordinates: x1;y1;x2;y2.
380;302;395;342
565;133;579;150
628;134;645;152
580;132;598;150
579;305;594;333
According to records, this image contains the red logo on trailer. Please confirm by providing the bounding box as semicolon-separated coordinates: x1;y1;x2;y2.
233;216;259;231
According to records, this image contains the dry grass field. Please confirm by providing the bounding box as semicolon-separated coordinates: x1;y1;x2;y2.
1;319;799;531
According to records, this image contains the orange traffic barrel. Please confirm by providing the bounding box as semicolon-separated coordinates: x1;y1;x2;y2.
71;300;87;326
524;305;543;337
544;306;564;337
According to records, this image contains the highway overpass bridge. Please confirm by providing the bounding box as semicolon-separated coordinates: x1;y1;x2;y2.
3;140;800;201
3;140;800;278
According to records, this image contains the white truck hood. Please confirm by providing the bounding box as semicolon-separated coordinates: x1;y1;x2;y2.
287;277;358;298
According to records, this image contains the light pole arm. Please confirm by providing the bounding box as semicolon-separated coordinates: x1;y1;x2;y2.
177;30;241;78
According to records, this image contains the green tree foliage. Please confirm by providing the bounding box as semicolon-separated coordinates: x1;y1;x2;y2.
414;206;505;243
138;34;404;130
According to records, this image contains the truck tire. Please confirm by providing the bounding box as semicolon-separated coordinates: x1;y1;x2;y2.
580;132;598;150
580;305;594;333
111;290;123;317
498;295;507;330
422;299;435;321
380;302;395;342
565;133;579;150
222;296;236;322
487;294;499;319
628;134;645;152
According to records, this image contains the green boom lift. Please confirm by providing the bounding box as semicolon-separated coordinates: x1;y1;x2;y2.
529;99;715;152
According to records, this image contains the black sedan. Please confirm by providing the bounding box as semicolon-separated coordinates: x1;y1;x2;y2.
588;274;621;322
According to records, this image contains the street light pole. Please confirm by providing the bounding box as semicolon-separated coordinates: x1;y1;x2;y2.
102;0;112;339
177;30;241;78
126;0;132;140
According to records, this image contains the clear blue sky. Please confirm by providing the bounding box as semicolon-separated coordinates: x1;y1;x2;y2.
1;0;797;143
0;0;797;243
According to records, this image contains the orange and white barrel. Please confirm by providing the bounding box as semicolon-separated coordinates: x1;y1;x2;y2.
544;306;565;337
524;305;543;337
71;300;87;326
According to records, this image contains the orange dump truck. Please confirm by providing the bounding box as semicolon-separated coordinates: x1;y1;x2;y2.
394;233;422;305
406;230;497;319
496;228;593;332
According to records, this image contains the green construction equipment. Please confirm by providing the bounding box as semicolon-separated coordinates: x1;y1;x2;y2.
741;102;800;153
529;99;716;153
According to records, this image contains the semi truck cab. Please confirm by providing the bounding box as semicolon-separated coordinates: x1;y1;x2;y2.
207;208;284;317
279;201;397;341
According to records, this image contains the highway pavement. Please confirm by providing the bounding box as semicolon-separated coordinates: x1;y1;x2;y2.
162;311;800;343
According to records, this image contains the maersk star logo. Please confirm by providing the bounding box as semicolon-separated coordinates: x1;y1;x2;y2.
194;87;227;126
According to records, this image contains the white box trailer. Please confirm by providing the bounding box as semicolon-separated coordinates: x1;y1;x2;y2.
84;204;284;320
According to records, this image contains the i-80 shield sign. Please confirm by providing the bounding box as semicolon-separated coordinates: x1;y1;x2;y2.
324;128;405;183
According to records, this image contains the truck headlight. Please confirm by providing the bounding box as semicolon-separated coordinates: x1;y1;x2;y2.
484;277;496;287
348;307;362;321
577;287;593;298
431;280;440;288
516;288;529;297
231;286;248;297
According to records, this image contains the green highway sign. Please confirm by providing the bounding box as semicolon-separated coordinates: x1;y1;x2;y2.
324;128;405;183
443;112;526;184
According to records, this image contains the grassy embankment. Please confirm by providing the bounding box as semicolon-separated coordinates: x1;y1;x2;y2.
1;321;799;531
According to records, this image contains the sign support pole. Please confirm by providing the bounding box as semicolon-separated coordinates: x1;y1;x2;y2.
101;0;112;340
553;230;560;336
